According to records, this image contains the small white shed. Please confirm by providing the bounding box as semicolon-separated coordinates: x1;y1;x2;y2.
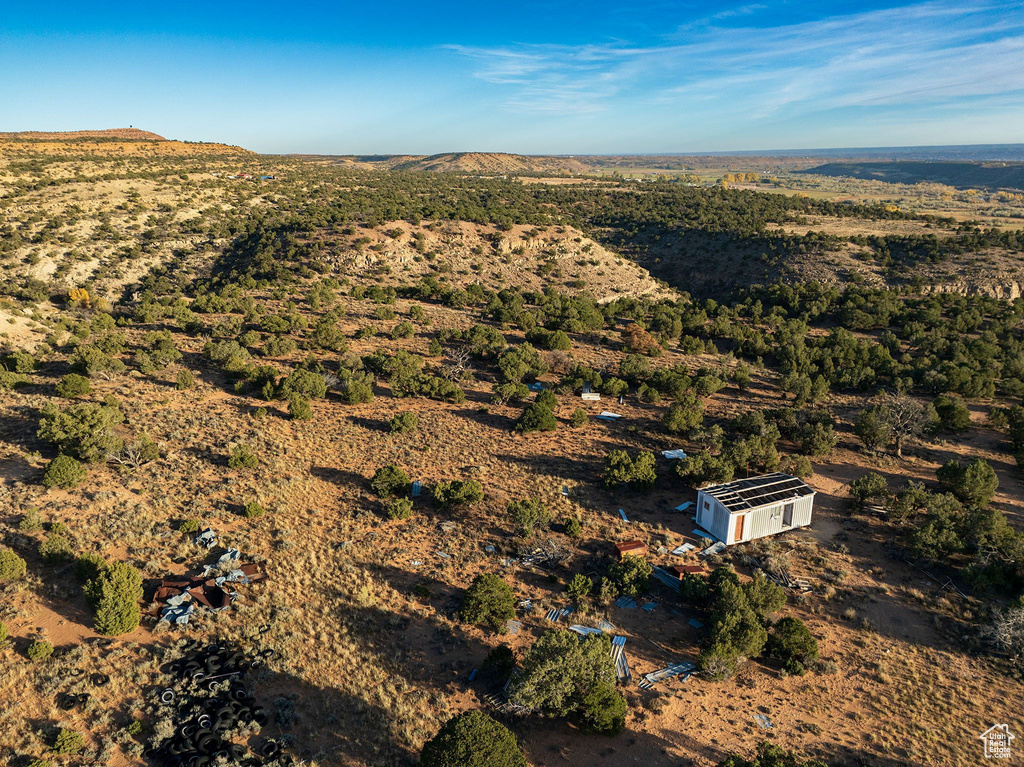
696;473;814;545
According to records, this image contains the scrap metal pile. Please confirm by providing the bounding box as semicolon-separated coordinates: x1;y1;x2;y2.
151;548;268;626
148;640;288;766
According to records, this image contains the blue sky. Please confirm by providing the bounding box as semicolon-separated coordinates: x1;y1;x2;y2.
1;1;1022;154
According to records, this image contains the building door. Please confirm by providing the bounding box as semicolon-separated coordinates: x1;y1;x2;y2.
734;514;744;542
783;503;794;527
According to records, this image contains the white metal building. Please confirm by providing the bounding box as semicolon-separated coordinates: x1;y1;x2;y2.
696;473;814;545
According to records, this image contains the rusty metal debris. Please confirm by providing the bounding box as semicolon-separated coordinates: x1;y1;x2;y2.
150;554;267;626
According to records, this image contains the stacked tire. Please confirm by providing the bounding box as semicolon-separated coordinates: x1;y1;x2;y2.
148;641;287;766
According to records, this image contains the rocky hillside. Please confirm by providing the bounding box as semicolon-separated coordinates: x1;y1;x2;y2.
387;152;591;174
318;220;673;303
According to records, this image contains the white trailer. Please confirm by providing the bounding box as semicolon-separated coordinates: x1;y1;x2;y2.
696;472;814;545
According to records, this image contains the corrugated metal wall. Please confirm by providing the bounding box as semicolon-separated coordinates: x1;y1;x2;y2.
734;494;814;544
745;503;780;540
792;495;814;527
700;491;814;545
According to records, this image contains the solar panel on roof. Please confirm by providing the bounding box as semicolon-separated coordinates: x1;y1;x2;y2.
702;473;813;512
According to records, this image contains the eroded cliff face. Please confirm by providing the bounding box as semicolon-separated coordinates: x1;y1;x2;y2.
920;279;1022;301
325;221;676;302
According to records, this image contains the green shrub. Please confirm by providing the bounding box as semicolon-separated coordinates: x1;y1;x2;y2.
177;518;201;535
569;408;588;428
663;393;704;433
765;616;819;675
698;567;770;679
42;454;87;489
55;373;91;397
39;532;73;563
799;422;837;457
69;344;126;377
849;471;888;508
910;492;968;560
434;479;483;509
743;571;786;616
385;497;414;520
19;508;44;532
603;450;657;490
288;393;312;420
781;454;813;479
482;645;516;679
567;573;593;604
514;402;557;432
176;368;195;390
392;321;415;339
601;377;628;397
527;327;572;351
243;501;266;518
497;343;547;383
576;680;626;735
491;382;530;405
27;639;54;662
85;561;143;636
389;411;419;434
565;517;583;538
608;555;652;597
509;630;617;719
334;369;376;404
0;548;27;580
637;383;661;403
279;367;328;400
535;389;558;409
228;444;258;469
460;573;515;630
122;433;160;466
5;350;36;373
0;621;7;644
52;728;85;755
37;401;124;463
371;465;411;496
937;458;999;507
932;393;972;432
74;552;106;583
680;573;710;605
420;710;527;767
0;369;30;390
507;498;551;537
853;406;893;451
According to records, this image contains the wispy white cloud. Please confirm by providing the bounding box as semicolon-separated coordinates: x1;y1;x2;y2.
445;0;1024;123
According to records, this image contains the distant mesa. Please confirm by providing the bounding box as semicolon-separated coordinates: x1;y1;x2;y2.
0;128;167;141
0;128;253;156
391;152;592;174
309;151;594;175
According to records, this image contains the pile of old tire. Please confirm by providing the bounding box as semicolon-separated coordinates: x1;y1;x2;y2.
146;640;289;766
